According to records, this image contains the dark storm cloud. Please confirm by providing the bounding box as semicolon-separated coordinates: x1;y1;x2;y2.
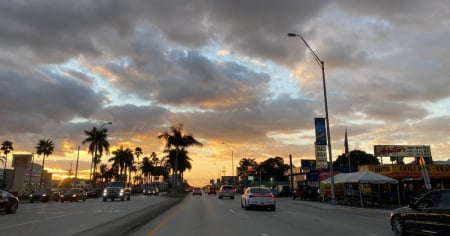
0;0;136;63
155;51;270;108
169;95;316;143
104;104;170;133
0;68;105;134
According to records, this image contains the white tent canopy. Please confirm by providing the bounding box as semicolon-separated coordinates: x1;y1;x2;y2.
321;170;401;206
322;170;398;184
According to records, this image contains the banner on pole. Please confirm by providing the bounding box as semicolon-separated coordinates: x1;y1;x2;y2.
315;118;327;145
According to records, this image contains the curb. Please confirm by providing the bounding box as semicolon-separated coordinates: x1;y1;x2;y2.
291;199;394;214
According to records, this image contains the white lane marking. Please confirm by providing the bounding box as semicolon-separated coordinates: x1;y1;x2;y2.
229;209;236;214
261;233;269;236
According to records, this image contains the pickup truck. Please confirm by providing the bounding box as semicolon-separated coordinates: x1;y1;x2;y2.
102;181;131;202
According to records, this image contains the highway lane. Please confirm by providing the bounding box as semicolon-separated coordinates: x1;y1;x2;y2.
130;193;394;236
0;194;179;236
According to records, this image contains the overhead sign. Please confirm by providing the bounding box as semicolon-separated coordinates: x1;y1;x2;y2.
314;118;327;145
374;145;431;157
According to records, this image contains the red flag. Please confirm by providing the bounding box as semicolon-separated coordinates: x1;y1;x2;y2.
344;128;349;157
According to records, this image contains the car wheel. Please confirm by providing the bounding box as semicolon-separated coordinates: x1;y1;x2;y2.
6;202;18;214
391;215;406;236
127;196;130;200
30;199;34;203
103;198;107;202
61;199;64;203
269;205;276;211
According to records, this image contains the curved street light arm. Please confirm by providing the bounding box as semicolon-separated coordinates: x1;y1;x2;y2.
287;33;323;69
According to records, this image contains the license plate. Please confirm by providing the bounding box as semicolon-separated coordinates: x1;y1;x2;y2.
260;202;265;205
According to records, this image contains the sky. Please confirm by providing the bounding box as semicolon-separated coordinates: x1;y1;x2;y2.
0;0;449;187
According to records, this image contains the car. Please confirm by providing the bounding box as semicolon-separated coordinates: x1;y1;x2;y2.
270;188;279;198
143;186;159;196
60;188;87;202
218;185;234;199
241;186;276;211
29;188;53;203
292;185;317;200
390;189;450;236
192;188;202;196
86;188;102;198
276;185;292;197
29;188;60;203
207;187;217;195
0;190;19;214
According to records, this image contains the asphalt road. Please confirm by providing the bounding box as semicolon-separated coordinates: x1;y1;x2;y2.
0;194;182;236
130;193;395;236
0;193;396;236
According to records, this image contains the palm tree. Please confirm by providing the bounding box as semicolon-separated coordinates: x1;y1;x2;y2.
150;152;159;166
158;124;202;190
35;139;55;188
1;140;13;181
99;164;114;186
140;156;154;186
82;126;110;184
134;147;143;184
109;146;134;181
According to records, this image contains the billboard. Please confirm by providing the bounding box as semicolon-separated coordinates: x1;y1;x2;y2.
301;159;316;172
12;154;32;168
374;145;432;157
315;145;328;169
314;118;327;145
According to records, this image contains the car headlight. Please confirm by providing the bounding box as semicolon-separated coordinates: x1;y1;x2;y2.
29;194;32;197
42;194;47;197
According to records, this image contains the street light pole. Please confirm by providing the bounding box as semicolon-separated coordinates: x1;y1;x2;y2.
288;33;336;204
29;153;35;190
222;143;234;177
75;146;80;187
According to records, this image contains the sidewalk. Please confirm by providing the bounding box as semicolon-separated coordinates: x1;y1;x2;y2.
291;199;398;214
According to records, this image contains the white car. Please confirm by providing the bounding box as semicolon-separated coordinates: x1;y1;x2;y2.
192;188;202;196
241;186;276;211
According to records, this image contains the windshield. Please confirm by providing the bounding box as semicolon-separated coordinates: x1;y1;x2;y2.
107;182;126;188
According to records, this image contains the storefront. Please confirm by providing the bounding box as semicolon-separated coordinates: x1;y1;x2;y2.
360;164;450;203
